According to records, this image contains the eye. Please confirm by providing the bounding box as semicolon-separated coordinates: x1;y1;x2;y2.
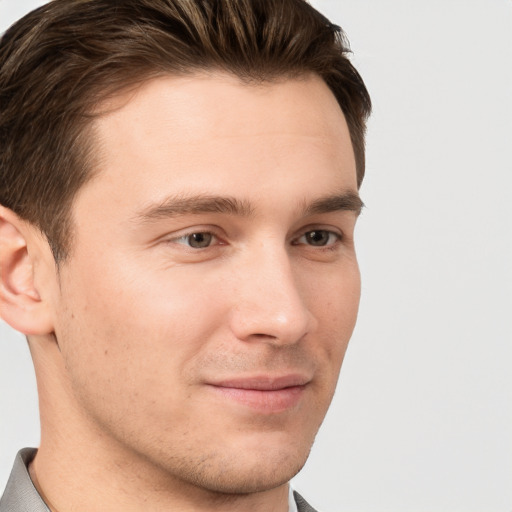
295;229;341;247
173;232;217;249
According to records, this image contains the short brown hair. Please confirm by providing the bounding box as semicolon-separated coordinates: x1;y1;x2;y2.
0;0;371;260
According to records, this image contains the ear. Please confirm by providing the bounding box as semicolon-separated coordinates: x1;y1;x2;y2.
0;206;54;335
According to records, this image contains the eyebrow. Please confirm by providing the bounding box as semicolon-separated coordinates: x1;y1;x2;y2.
134;190;363;224
303;191;364;216
135;194;254;223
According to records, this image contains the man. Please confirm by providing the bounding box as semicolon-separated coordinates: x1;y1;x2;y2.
0;0;371;510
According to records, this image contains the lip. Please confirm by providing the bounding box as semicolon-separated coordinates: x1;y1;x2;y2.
206;374;310;413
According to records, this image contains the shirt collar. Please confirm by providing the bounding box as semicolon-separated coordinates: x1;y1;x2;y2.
0;448;50;511
288;484;299;512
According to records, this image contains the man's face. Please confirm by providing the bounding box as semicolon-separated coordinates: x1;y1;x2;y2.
49;73;361;493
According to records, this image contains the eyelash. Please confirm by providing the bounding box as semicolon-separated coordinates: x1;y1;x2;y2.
170;229;342;250
292;230;342;249
172;231;223;249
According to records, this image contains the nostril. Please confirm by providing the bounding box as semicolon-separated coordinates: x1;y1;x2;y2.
251;333;278;340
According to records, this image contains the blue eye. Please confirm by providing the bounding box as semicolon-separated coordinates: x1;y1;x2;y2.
297;230;340;247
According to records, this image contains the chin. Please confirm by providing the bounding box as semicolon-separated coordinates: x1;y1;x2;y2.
194;449;310;495
157;436;313;496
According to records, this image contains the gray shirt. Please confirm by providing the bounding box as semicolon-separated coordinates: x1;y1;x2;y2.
0;448;317;512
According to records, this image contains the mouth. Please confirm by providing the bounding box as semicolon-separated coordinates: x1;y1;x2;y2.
206;374;310;413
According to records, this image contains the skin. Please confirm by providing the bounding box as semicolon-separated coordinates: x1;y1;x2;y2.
0;72;361;512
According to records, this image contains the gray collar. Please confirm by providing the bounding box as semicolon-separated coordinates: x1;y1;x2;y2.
293;490;318;512
0;448;49;511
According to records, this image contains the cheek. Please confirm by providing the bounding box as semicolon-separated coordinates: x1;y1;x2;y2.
311;262;360;363
56;258;227;403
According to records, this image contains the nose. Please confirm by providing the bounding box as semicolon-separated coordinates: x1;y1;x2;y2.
228;246;317;346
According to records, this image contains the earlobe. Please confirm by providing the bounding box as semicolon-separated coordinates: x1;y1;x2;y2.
0;207;54;335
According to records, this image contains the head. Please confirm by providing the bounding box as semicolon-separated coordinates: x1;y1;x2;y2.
0;0;371;502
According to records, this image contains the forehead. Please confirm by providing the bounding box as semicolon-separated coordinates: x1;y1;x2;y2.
83;72;356;212
95;71;350;143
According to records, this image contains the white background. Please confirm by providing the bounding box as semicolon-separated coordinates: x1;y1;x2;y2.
1;1;511;511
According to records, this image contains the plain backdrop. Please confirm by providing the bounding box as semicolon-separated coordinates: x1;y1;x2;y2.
0;1;511;511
